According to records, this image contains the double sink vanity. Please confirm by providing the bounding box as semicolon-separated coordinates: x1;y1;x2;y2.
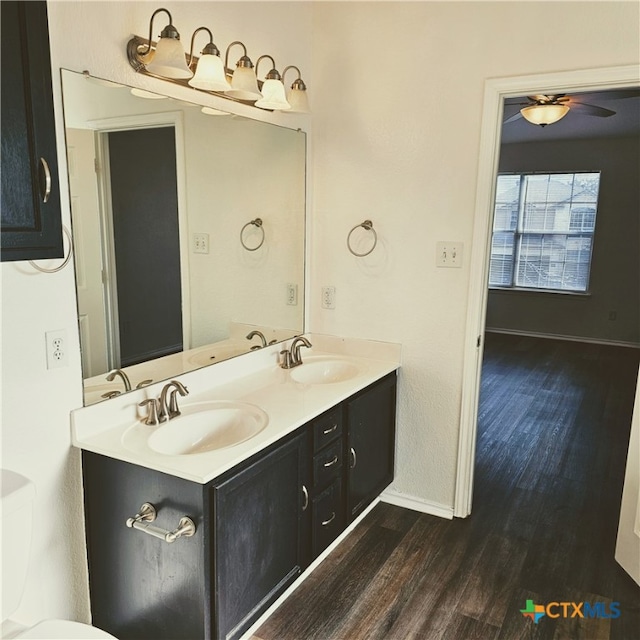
61;68;400;640
72;334;401;640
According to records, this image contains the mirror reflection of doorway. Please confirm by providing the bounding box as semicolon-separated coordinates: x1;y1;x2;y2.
106;126;183;367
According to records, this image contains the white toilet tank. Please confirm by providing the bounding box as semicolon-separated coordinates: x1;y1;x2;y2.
1;469;35;622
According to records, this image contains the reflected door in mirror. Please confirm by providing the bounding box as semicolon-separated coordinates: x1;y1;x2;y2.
108;127;183;366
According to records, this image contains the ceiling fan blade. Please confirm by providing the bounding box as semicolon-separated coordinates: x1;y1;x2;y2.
503;111;524;124
571;102;616;117
570;88;640;102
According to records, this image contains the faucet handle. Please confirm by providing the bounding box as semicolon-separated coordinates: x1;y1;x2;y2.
139;398;160;426
280;349;293;369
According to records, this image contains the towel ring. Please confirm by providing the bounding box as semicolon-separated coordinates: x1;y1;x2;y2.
240;218;265;251
347;220;377;257
28;224;74;273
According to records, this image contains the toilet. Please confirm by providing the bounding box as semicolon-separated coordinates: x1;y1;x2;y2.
1;469;117;639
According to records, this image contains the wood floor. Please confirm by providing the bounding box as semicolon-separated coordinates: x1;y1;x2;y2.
253;333;640;640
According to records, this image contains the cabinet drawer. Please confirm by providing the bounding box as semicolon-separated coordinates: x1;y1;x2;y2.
312;478;344;557
313;439;343;490
312;408;343;452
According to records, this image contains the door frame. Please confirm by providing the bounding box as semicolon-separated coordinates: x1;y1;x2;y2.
87;111;190;368
454;64;640;518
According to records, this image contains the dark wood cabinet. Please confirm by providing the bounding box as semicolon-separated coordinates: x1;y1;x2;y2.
81;372;397;640
347;373;397;520
212;432;307;640
82;452;209;640
1;1;63;261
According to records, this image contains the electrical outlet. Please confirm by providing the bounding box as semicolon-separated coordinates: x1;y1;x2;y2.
436;241;463;268
322;286;336;309
46;329;68;368
286;283;298;306
193;233;209;254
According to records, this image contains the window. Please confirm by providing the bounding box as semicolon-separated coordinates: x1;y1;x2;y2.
488;172;600;292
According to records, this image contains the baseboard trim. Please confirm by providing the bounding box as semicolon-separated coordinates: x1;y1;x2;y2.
381;489;454;520
485;327;640;350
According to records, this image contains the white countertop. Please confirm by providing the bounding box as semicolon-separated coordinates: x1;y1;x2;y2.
71;334;401;484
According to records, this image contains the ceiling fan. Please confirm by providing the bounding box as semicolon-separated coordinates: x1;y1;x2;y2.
504;90;639;127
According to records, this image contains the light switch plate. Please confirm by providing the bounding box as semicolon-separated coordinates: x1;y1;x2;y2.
436;241;463;268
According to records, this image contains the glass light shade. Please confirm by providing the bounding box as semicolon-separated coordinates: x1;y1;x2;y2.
226;66;262;100
255;79;291;111
145;37;193;79
520;104;569;126
285;87;310;113
188;54;230;91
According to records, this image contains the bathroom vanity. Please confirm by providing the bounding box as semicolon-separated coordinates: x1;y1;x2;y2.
74;337;400;640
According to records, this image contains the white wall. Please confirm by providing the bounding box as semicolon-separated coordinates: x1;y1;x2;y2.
309;1;640;511
2;0;311;626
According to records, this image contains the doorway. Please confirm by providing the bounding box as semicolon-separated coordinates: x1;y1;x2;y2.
455;65;640;518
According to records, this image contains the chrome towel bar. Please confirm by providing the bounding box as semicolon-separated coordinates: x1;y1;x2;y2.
126;502;196;543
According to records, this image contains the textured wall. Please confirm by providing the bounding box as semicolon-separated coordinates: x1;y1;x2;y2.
308;1;640;510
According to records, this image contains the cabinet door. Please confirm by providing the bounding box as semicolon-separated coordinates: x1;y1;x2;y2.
347;373;397;520
1;1;63;261
213;432;308;640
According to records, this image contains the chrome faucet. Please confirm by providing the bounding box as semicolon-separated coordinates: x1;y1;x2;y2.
158;380;189;422
281;336;312;369
106;368;132;392
246;330;268;350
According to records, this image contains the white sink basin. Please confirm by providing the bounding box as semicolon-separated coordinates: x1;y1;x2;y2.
123;401;268;456
289;357;359;385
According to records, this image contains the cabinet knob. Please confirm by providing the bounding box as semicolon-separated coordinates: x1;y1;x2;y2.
350;447;357;469
323;424;338;435
301;484;309;511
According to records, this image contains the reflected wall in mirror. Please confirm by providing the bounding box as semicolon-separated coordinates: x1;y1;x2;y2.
61;70;306;405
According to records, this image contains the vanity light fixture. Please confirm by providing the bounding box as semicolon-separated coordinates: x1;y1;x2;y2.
254;56;291;111
282;66;310;113
520;103;570;127
224;41;262;101
188;27;230;92
126;8;311;112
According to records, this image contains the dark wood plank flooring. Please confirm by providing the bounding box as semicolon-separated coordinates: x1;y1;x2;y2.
254;334;640;640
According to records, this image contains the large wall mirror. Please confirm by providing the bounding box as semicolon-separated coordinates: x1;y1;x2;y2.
61;70;306;405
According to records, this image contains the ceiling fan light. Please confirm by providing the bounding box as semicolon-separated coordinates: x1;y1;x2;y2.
521;103;570;126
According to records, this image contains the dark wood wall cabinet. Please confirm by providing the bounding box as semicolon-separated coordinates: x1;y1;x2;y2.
1;1;63;262
82;372;397;640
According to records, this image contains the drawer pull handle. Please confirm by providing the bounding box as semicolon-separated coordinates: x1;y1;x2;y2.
126;502;196;543
350;447;357;469
321;511;336;527
323;424;338;435
302;485;309;511
40;157;52;203
323;455;339;468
